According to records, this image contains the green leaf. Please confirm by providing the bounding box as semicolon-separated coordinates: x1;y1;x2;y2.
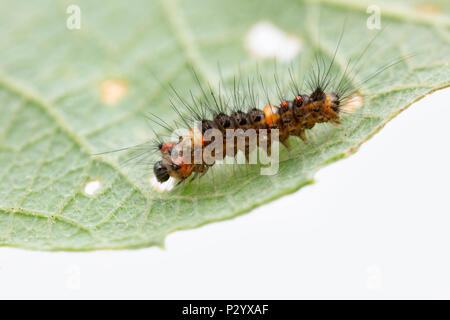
0;0;448;250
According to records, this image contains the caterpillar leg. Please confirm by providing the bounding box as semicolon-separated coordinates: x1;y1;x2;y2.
197;167;210;179
280;138;291;150
298;130;309;144
330;119;341;126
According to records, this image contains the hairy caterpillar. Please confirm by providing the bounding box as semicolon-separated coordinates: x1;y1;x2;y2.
97;27;409;190
154;86;343;182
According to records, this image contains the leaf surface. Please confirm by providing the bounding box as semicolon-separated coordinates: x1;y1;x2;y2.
0;0;448;250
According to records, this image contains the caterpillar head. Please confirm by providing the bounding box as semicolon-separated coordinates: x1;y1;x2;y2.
154;140;194;182
153;141;176;183
153;160;170;183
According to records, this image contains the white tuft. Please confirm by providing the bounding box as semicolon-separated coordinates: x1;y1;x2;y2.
150;176;175;192
83;179;101;195
342;93;365;113
245;21;302;61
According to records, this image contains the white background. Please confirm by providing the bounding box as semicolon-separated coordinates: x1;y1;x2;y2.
0;87;449;299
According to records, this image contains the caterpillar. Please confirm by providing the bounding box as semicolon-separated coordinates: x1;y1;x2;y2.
98;27;409;189
153;86;343;183
151;44;405;185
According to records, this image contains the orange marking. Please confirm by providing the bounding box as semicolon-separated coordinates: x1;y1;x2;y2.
324;94;331;107
179;162;193;178
189;128;204;146
161;142;174;153
263;105;279;127
323;94;333;114
295;96;302;102
281;101;288;107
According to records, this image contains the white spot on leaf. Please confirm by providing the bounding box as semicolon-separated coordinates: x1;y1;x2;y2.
83;179;101;195
415;2;441;14
245;21;302;61
150;176;175;192
100;79;127;105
